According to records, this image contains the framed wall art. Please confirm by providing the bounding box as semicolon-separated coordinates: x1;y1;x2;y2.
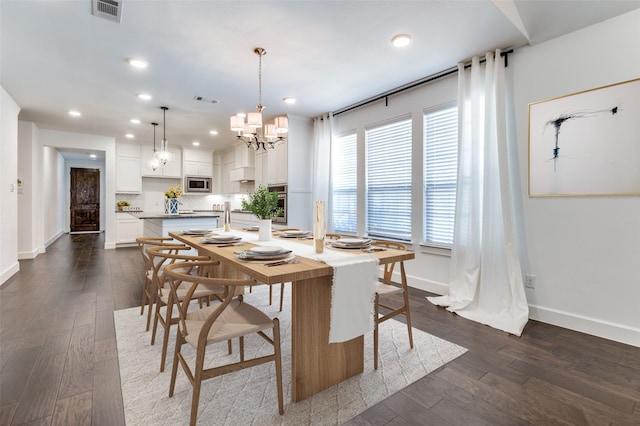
528;77;640;197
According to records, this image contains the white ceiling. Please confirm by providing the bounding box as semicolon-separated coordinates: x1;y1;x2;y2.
2;0;639;157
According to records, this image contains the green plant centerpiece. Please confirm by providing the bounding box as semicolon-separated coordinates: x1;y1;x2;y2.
242;185;283;241
241;185;283;219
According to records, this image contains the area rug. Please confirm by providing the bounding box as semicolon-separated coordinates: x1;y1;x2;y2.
114;284;467;425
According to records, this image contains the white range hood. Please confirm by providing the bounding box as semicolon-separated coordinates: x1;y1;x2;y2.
230;167;255;182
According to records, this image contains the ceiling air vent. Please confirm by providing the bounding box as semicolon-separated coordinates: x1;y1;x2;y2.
193;96;219;104
92;0;123;23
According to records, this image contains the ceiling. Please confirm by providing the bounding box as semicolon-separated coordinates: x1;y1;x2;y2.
2;0;639;158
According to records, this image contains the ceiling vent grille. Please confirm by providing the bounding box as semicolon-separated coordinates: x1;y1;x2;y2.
92;0;122;23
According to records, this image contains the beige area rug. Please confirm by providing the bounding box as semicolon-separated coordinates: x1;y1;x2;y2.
114;284;467;425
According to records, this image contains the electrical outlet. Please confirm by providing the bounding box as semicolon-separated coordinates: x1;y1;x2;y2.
525;274;536;289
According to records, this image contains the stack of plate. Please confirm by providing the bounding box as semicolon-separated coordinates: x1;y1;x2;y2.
278;230;311;238
200;235;242;245
330;237;373;249
182;229;211;236
236;246;292;261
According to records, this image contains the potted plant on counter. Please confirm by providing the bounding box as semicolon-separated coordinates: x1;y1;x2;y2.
163;184;182;215
241;185;283;241
117;200;130;211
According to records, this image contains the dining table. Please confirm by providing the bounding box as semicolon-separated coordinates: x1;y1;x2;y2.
169;229;415;402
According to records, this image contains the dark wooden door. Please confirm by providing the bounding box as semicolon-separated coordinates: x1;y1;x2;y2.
70;168;100;232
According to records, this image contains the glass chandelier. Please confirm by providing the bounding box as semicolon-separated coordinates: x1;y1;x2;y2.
154;106;174;165
229;47;288;150
150;122;160;171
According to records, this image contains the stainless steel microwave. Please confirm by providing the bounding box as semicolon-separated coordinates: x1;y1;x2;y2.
184;176;212;193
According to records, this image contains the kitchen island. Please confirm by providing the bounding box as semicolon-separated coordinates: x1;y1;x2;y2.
135;211;220;238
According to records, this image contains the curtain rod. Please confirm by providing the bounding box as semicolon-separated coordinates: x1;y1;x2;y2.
332;49;513;117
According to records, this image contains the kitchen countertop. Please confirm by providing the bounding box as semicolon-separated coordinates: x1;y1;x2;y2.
131;211;221;220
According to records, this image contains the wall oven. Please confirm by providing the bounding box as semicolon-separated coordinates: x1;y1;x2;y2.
184;176;212;193
268;185;287;223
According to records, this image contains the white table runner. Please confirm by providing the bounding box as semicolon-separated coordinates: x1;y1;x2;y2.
226;230;379;343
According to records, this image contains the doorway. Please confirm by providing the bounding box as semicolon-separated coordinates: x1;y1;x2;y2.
70;167;100;233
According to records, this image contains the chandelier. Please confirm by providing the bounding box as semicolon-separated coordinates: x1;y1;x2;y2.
154;106;174;165
229;47;288;150
150;122;160;171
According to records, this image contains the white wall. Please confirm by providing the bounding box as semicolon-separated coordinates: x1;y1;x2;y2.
17;121;43;259
511;10;640;346
38;129;117;249
0;86;21;285
330;10;640;346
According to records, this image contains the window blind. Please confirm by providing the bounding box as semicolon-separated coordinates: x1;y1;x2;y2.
332;132;358;233
423;106;458;246
365;118;412;240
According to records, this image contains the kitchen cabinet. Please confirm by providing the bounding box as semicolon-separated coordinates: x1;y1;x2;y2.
183;149;213;177
115;212;142;245
254;150;267;188
235;144;255;168
141;146;182;178
221;150;240;194
116;143;142;193
267;140;288;185
230;212;258;229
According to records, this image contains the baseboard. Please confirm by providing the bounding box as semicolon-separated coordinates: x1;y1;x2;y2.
406;274;449;296
529;304;640;348
45;231;65;248
104;242;116;249
0;262;20;287
18;248;39;260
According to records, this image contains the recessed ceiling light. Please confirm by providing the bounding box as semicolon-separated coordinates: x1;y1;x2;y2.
130;118;141;124
125;133;134;138
283;97;296;104
68;110;81;117
192;141;200;146
391;34;411;47
209;130;218;136
128;58;148;69
138;93;152;100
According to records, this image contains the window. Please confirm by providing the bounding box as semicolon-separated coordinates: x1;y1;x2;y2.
332;132;357;233
423;105;458;246
365;118;412;240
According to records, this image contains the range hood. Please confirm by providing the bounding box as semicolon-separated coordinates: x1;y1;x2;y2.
230;167;255;182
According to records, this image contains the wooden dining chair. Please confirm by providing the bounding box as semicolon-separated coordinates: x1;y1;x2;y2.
136;236;184;331
372;240;414;370
164;261;284;425
146;245;224;372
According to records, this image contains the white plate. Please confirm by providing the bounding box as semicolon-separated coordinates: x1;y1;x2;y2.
283;230;307;236
250;246;284;254
338;238;370;245
208;234;237;241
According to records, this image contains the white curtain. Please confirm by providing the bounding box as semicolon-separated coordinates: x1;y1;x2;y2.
428;50;529;336
312;113;333;229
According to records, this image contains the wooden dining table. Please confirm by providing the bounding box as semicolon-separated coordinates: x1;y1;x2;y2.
169;230;415;402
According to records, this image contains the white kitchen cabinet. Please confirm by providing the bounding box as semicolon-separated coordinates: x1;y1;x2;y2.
183;149;213;177
230;212;259;229
221;150;239;194
116;143;142;193
235;144;255;168
267;140;288;185
115;212;142;245
141;146;182;178
254;150;267;188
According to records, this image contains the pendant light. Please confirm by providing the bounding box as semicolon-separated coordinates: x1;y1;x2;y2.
154;106;174;165
150;122;160;171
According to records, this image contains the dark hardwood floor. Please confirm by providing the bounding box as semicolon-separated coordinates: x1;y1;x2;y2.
1;233;638;425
